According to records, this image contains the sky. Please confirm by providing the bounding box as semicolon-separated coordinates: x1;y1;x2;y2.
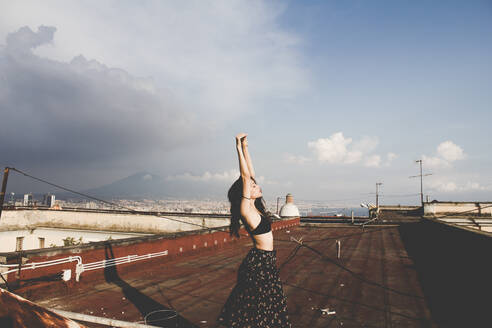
1;0;491;206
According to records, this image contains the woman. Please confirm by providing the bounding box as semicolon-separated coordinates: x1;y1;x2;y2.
217;133;291;328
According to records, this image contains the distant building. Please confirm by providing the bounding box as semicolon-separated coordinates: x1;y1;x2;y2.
43;194;56;207
85;201;98;209
23;194;33;206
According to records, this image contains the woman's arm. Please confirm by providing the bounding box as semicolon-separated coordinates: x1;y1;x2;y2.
241;136;255;179
235;133;252;198
236;133;251;178
235;133;260;225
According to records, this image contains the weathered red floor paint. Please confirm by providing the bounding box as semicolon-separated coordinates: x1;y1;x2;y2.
20;226;435;328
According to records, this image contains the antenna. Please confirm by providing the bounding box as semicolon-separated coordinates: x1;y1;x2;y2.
409;159;432;206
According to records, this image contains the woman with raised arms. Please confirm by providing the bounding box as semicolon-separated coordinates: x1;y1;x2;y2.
217;133;291;328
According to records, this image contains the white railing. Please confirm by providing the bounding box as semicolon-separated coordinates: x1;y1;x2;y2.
76;250;169;280
0;250;168;283
0;256;82;278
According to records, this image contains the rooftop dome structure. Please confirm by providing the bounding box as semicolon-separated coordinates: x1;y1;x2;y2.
279;193;300;218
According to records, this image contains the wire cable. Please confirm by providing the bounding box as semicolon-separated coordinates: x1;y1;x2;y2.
279;237;423;299
8;167;219;232
278;244;302;272
276;226;397;243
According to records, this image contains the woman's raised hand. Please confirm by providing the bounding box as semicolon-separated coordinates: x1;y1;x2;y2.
236;132;247;140
235;133;248;146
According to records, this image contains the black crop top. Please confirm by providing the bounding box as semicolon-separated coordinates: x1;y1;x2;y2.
250;215;272;235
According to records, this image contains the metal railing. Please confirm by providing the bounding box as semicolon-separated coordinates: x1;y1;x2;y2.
77;250;169;280
0;250;169;283
0;256;82;278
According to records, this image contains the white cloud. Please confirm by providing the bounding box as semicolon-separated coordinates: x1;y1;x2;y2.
307;132;380;166
437;141;465;162
344;150;363;164
165;170;287;187
422;155;451;168
308;132;355;164
353;136;379;153
427;179;490;192
433;181;458;192
284;153;311;164
166;169;239;182
383;152;398;167
462;181;487;191
387;152;397;162
1;2;308;118
364;155;381;167
423;141;466;168
258;177;292;187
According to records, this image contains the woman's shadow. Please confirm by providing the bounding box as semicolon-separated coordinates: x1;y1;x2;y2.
103;243;198;327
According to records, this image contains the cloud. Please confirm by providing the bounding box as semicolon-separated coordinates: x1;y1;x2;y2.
427;179;490;192
307;132;384;166
0;1;309;187
437;141;465;162
308;132;358;164
5;25;56;54
0;26;197;170
423;141;466;168
422;155;451;168
1;2;308;118
364;155;381;167
166;169;240;183
353;136;379;153
382;152;398;167
165;169;289;188
284;153;311;164
432;181;458;192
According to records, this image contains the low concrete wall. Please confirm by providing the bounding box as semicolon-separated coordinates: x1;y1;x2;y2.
424;201;492;217
0;228;151;252
0;208;230;233
370;205;422;222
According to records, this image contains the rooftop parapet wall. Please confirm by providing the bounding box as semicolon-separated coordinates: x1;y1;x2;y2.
424;201;492;217
370;205;422;222
0;208;231;234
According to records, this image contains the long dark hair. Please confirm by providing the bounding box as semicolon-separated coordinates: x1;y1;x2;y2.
228;177;269;237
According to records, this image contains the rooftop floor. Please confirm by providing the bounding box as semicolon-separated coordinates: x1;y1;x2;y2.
29;225;435;327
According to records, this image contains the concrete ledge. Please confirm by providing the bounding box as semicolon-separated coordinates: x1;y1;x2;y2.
0;208;231;234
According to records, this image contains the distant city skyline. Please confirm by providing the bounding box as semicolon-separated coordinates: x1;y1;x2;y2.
1;1;491;205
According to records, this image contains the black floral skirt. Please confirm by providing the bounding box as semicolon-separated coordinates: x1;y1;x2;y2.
217;248;291;328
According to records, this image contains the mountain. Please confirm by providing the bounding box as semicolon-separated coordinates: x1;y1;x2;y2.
85;172;167;198
84;171;228;199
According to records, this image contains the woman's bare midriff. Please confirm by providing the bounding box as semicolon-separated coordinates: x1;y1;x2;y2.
252;231;274;251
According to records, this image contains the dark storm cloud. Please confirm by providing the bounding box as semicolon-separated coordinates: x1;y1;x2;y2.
0;26;196;170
